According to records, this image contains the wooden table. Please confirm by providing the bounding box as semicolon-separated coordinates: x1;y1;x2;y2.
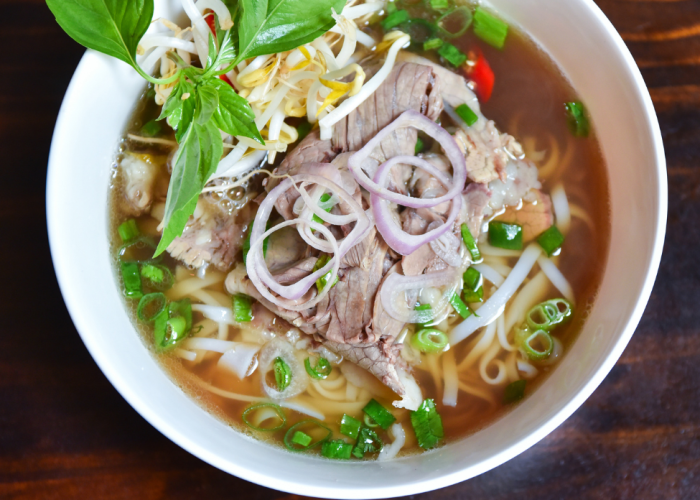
1;0;694;498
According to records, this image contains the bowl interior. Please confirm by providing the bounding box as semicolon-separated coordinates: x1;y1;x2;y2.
47;0;666;497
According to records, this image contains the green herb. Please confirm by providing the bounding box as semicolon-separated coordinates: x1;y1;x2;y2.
565;101;590;137
423;37;443;51
503;380;526;404
460;223;481;262
340;414;362;439
274;356;292;391
322;439;353;459
455;103;479;127
118;219;140;243
362;399;396;430
438;42;467;67
137;292;167;322
411;328;449;353
410;399;444;449
537;225;565;256
352;426;383;458
242;402;287;431
473;7;508;49
449;293;471;319
120;261;143;299
488;221;523;250
305;357;332;379
233;294;254;322
382;9;410;30
296;121;313;141
284;419;331;451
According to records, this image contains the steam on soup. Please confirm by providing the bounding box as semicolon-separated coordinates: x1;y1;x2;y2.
63;0;610;459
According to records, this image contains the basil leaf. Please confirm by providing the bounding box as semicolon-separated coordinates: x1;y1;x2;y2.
158;79;196;142
204;29;238;77
155;119;224;256
196;84;219;125
236;0;345;62
46;0;153;75
210;80;264;143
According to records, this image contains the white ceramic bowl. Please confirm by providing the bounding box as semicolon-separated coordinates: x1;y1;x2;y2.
47;0;666;497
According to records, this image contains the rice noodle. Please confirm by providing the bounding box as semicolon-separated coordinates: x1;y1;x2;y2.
517;359;539;379
457;380;497;407
174;348;197;361
457;319;498;371
191;304;235;324
442;349;458;407
479;338;508;385
472;263;505;287
479;243;523;257
181;337;238;352
537;256;576;303
497;312;516;352
551;183;571;234
168;272;224;300
450;244;542;345
378;423;406;461
503;271;549;336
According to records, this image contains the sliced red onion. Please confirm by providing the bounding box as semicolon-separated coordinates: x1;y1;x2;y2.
347;110;467;208
380;267;462;324
429;226;464;268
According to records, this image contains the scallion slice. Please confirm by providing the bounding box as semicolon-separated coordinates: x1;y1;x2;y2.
455;103;479;127
415;303;432;311
232;294;253;322
449;293;471;319
118;219;140;243
411;328;449;353
362;399;396;430
242;403;286;432
415;136;426;154
311;193;335;227
525;298;573;331
154;299;192;351
291;431;312;447
489;221;523;250
274;356;292;391
462;267;484;303
140;263;174;291
284;419;331;451
313;254;339;292
386;1;398;14
410;399;444;450
340;414;362;439
117;236;157;262
537;225;565;256
437;42;467;67
429;0;449;10
515;326;554;361
423;37;443;51
473;7;509;49
352;426;383;458
364;414;379;428
460;223;481;261
305;357;332;380
503;379;526;404
242;221;269;265
321;439;353;459
120;261;143;299
137;292;167;322
546;298;573;324
381;9;409;30
168;299;192;334
437;6;472;39
565;101;590;138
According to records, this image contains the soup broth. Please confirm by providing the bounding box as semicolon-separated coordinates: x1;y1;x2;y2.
109;1;609;459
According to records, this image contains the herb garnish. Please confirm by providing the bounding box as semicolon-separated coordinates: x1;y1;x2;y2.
46;0;345;255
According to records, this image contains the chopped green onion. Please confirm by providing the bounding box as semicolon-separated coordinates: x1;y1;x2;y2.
362;399;396;430
437;42;467;67
140;119;162;137
430;0;449;10
386;1;398;14
340;414;362;439
381;9;409;30
140;263;174;291
168;299;192;334
455;103;479;127
242;403;286;432
503;379;526;404
364;414;379;428
525;298;573;332
120;261;143;299
515;326;554;361
449;293;471;319
565;101;590;138
242;221;269;265
410;399;444;449
296;121;312;142
473;7;509;49
167;316;187;339
274;356;292;391
437;6;472;39
117;236;157;262
537;225;565;256
411;328;449;353
415;136;425;154
232;294;253;322
284;419;332;451
415;303;432;311
118;219;140;243
154;299;192;351
489;221;523;250
546;298;573;324
312;193;334;227
423;37;443;51
313;254;339;292
305;357;332;380
137;292;167;322
463;267;484;303
321;439;353;459
460;223;481;262
352;426;383;458
291;431;312;447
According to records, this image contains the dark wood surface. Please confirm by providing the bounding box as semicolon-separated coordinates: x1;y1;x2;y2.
1;0;695;498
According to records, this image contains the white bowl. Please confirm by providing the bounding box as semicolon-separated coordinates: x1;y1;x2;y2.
47;0;666;497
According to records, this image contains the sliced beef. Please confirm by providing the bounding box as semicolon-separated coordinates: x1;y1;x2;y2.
460;182;491;239
497;189;554;242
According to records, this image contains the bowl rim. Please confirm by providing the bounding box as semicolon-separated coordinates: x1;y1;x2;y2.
46;0;667;496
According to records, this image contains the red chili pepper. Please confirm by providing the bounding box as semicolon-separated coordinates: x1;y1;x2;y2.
463;50;495;103
204;9;217;38
219;74;233;87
